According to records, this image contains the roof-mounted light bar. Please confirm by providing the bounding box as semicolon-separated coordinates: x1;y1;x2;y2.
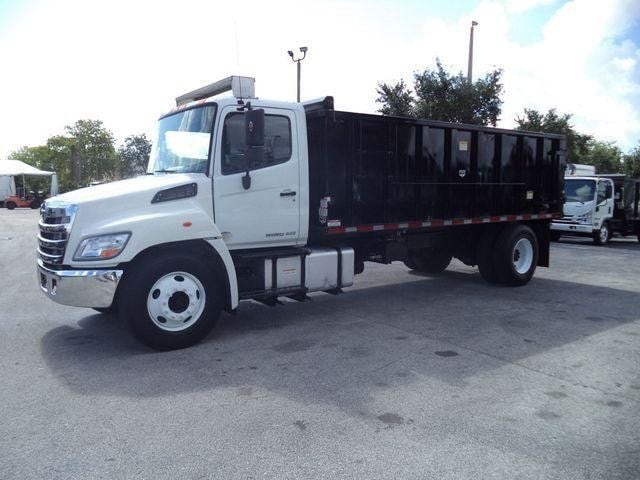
175;76;255;106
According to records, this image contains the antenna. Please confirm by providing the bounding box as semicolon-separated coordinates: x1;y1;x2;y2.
234;19;240;68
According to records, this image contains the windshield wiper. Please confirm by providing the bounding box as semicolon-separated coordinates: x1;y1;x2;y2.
153;169;180;174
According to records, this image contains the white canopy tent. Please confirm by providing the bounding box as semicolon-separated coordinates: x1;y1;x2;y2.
0;159;58;197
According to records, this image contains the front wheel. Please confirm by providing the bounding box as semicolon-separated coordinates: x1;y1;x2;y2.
30;200;41;209
492;224;539;286
593;223;610;246
120;253;222;350
6;201;16;210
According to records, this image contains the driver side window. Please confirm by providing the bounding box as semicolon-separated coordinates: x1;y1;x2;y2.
221;112;292;175
597;181;610;203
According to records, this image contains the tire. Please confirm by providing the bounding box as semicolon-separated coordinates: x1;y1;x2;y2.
593;223;610;246
476;228;499;284
6;201;16;210
120;252;222;350
492;224;538;287
550;231;561;242
409;250;452;274
30;200;41;209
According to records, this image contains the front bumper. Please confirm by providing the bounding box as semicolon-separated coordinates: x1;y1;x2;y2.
37;259;123;308
550;221;594;235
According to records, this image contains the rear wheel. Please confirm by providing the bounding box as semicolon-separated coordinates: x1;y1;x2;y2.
493;224;538;286
6;201;16;210
408;250;452;274
30;200;41;209
593;223;610;246
120;253;222;350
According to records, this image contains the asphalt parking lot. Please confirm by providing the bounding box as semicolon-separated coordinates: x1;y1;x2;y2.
1;208;639;480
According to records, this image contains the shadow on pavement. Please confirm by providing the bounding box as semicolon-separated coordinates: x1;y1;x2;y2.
554;237;640;252
40;270;640;412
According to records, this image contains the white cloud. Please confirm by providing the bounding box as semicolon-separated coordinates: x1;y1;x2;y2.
0;0;638;159
505;0;560;13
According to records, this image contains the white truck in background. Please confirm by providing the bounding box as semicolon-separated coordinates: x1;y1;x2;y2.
551;164;640;245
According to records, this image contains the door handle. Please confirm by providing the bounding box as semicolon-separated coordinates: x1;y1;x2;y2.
280;190;297;197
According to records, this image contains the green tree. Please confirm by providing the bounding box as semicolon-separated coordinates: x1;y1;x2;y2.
376;80;414;117
119;134;152;178
9;119;119;192
65;120;118;188
623;142;640;178
582;140;623;174
376;59;504;126
515;108;592;163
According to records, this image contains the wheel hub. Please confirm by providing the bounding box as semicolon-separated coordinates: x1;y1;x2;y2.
600;227;608;242
147;271;206;332
168;291;190;313
512;238;533;275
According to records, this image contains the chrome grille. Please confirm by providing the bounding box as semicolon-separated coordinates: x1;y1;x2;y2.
38;202;76;266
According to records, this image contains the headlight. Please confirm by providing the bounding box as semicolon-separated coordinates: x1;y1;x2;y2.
575;213;592;224
73;233;130;261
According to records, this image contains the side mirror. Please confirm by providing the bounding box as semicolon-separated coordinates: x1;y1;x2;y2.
245;108;265;147
241;108;265;190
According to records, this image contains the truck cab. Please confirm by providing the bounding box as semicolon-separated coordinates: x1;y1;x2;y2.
37;76;343;349
551;176;615;244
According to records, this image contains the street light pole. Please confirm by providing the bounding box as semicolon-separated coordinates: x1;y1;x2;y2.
297;60;301;102
467;20;478;83
288;46;308;102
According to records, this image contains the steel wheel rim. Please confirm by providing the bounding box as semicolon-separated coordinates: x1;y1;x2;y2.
600;226;608;242
512;237;533;275
147;271;206;332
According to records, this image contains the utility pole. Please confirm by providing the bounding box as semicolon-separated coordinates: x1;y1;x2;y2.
288;46;308;102
467;21;478;83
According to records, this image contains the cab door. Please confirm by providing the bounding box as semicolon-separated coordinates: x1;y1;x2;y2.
212;106;301;249
595;179;614;225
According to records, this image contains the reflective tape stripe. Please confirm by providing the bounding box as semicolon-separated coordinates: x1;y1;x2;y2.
325;211;558;235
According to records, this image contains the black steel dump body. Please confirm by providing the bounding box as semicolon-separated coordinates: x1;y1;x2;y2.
305;97;566;240
597;174;640;235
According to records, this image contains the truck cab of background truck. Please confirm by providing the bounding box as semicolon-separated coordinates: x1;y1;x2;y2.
551;175;615;245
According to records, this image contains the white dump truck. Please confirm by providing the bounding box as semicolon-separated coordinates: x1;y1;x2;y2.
552;164;640;245
37;76;565;350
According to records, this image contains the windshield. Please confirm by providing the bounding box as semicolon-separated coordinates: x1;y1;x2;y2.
148;104;217;174
565;179;596;203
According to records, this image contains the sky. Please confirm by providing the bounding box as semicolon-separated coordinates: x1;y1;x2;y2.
0;0;639;158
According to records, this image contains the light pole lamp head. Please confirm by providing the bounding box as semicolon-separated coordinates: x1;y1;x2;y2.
287;50;294;58
300;46;308;53
472;20;478;27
